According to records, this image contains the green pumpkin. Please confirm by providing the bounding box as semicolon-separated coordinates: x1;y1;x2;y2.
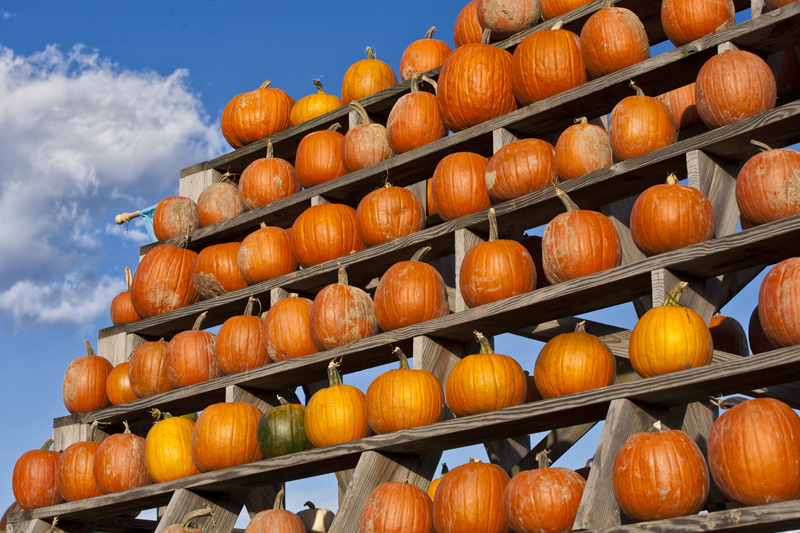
257;395;313;458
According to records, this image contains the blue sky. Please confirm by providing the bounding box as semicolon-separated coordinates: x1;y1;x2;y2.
0;0;775;524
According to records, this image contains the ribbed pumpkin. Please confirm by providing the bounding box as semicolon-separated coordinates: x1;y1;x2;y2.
613;423;710;521
400;27;453;81
541;0;592;18
709;313;749;357
295;123;347;189
628;283;714;377
94;423;151;493
486;138;557;202
289;203;365;268
749;305;777;354
256;395;312;458
431;151;491;221
533;321;616;398
265;295;318;362
110;267;142;326
131;243;198;318
695;50;777;129
191;402;263;472
63;341;113;414
221;80;296;149
107;362;139;406
428;463;449;501
445;332;526;416
454;0;483;47
360;481;434;533
165;311;220;388
630;173;716;256
196;181;246;228
153;196;199;241
129;340;173;398
758;257;800;348
191;242;248;299
503;455;585;533
341;46;398;104
511;21;586;107
434;459;509;533
216;297;269;375
707;398;800;506
310;264;378;350
374;246;450;331
289;78;343;128
245;488;306;533
366;347;444;434
145;414;200;483
554;117;613;181
477;0;541;40
387;74;448;154
237;224;297;285
459;208;536;307
609;81;676;161
661;0;735;47
341;101;394;172
12;440;62;510
657;82;702;131
239;141;300;211
437;30;517;132
355;182;425;246
305;359;368;448
542;186;621;284
580;6;650;78
736;141;800;226
56;441;102;502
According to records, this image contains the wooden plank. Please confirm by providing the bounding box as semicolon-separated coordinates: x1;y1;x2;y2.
13;519;97;533
510;422;597;476
454;228;485;313
152;489;247;533
19;344;800;523
98;329;148;367
93;518;245;533
53;423;109;452
686;150;740;239
244;485;282;520
178;169;220;204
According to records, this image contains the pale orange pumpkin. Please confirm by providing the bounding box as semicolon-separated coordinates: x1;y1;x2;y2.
341;47;398;104
400;26;453;81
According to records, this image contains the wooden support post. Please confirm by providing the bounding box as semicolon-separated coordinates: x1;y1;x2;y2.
98;328;148;366
454;228;486;312
686;150;740;239
154;488;248;533
310;195;330;206
510;422;597;476
405;180;428;216
53;422;109;451
179;169;221;204
601;195;649;316
675;400;728;511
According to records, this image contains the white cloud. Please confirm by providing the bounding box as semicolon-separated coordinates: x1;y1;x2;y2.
104;222;150;246
1;12;15;19
0;43;225;326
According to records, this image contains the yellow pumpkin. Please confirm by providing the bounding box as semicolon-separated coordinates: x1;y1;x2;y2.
145;415;200;483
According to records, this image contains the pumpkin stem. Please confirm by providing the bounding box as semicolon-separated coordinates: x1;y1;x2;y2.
650;420;663;432
304;501;316;509
219;170;239;184
150;408;163;421
124;267;133;291
274;487;286;511
554;183;580;212
424;26;437;39
551;20;565;31
266;139;274;159
289;293;299;298
179;508;214;529
327;358;344;387
46;517;59;533
662;282;689;307
123;420;131;434
481;28;492;44
536;449;551;469
41;438;55;451
750;139;773;152
313;77;326;94
349;101;372;125
441;463;449;475
365;46;376;60
421;74;439;95
574;320;587;333
574;116;588;125
488;208;499;242
629;80;645;97
410;73;422;93
585;458;593;468
243;296;260;316
179;233;190;249
474;331;494;354
259;222;268;230
336;262;349;286
469;457;481;463
259;80;272;89
392;346;411;370
84;340;96;357
411;245;432;262
327;122;343;132
665;172;680;185
192;311;209;331
382;173;392;188
277;394;290;407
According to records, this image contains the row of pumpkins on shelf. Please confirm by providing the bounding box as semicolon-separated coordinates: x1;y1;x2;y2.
220;0;798;153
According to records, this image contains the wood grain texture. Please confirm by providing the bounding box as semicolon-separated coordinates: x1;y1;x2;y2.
454;228;485;313
152;489;246;533
510;422;597;476
91;518;245;533
97;330;147;366
52;423;109;452
651;269;718;324
244;485;282;519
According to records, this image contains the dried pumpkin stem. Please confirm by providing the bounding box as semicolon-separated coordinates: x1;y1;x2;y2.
243;296;261;316
421;74;438;95
411;245;432;262
327;357;344;387
536;449;552;469
327;122;342;132
274;487;286;511
365;46;376;60
488;208;499;242
574;320;587;333
665;172;680;185
662;282;689;307
84;340;96;356
260;80;272;89
124;267;133;291
424;26;437;39
46;517;59;533
551;20;565;31
337;263;349;285
629;80;645;97
349;101;372;125
123;420;131;434
266;139;273;159
554;183;581;212
474;331;494;354
150;408;163;421
313;77;326;94
649;420;664;432
277;394;289;407
574;116;588;124
750;140;773;152
392;346;411;370
481;28;492;44
41;438;55;451
192;311;209;331
179;508;214;529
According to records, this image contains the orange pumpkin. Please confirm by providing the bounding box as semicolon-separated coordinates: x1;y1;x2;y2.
609;82;676;161
630;173;716;256
237;224;297;285
434;459;509;533
360;481;434;532
94;423;151;493
289;203;365;268
758;257;800;348
554;117;613;181
400;27;453;81
221;80;296;149
295;124;347;189
454;1;483;48
145;414;200;483
366;347;444;434
533;321;616;398
196;181;246;227
245;489;306;533
12;440;63;509
192;242;248;299
161;509;215;533
265;295;318;362
709;313;749;357
239;141;300;211
289;78;343;127
131;243;198;318
355;182;425;246
341;101;394;173
129;340;173;398
477;0;541;40
580;6;650;78
310;264;378;350
628;283;714;377
191;402;263;472
541;0;593;19
657;82;703;131
374;246;450;331
735;141;800;226
153;196;199;241
387;75;447;155
459;208;536;307
305;359;369;447
341;47;398;104
445;332;526;416
106;362;139;406
431;151;491;221
165;312;220;388
63;341;113;414
56;441;102;502
216;297;269;375
661;0;735;47
486;138;557;202
110;267;142;326
613;424;710;521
